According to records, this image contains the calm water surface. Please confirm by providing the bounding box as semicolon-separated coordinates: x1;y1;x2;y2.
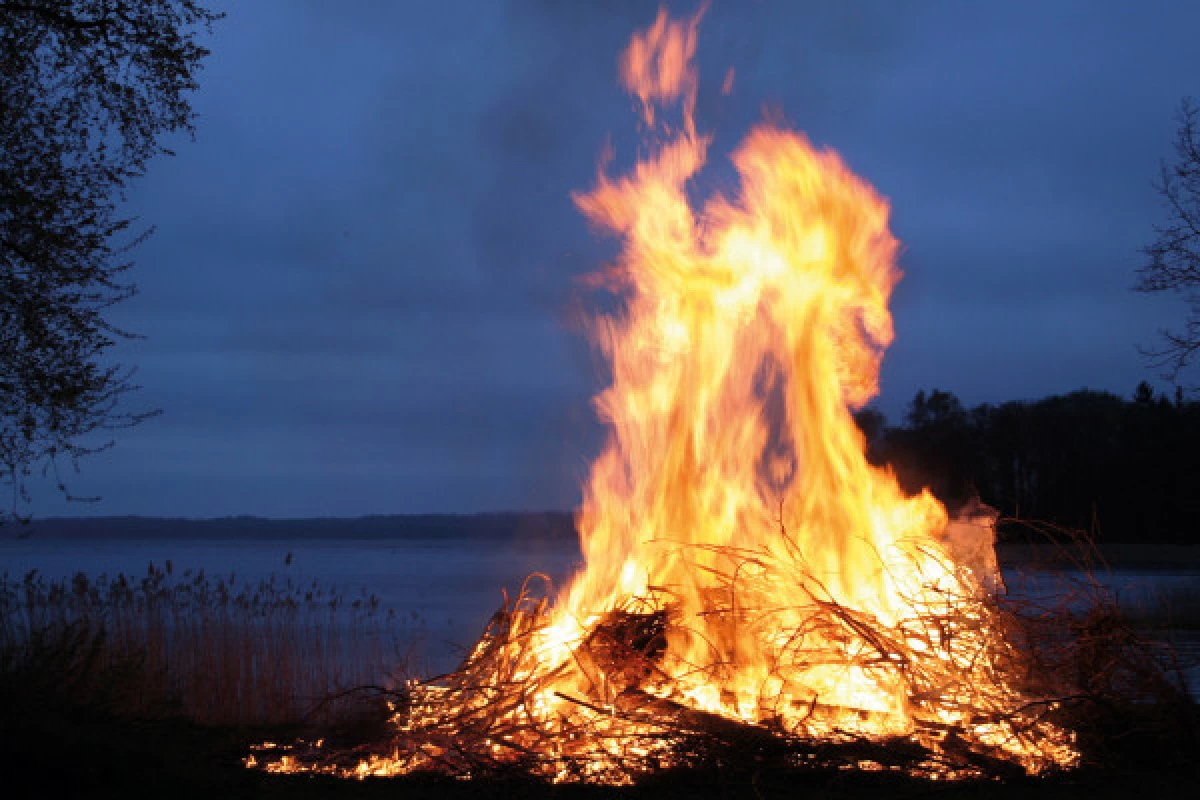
3;536;1196;687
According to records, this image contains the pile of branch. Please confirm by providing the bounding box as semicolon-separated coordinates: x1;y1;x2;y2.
246;533;1190;784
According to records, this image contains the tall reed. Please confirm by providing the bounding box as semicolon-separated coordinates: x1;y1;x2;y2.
0;561;416;726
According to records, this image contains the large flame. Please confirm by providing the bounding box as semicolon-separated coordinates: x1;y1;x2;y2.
560;4;947;726
528;5;1052;754
257;8;1077;782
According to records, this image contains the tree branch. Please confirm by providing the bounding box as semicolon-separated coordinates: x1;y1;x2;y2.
0;1;108;30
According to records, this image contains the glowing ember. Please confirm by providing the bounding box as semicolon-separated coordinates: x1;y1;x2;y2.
257;7;1077;782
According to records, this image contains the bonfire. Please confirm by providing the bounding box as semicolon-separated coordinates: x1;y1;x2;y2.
253;8;1085;783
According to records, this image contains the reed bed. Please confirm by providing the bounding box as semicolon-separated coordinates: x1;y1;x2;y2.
0;561;414;727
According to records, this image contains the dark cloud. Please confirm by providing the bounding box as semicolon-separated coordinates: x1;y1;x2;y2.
26;0;1200;517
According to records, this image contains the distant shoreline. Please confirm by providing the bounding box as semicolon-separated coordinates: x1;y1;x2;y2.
5;513;1200;571
1;512;579;542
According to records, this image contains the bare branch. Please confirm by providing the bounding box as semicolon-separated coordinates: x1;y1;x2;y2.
1137;98;1200;385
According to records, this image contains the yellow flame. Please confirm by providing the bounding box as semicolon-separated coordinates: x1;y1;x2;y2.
546;6;1071;770
560;2;953;730
257;8;1077;781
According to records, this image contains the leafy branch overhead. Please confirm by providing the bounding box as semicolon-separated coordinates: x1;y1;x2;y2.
0;0;222;521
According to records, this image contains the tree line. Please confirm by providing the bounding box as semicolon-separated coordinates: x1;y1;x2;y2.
855;383;1199;544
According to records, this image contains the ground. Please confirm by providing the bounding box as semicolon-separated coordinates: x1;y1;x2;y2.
2;704;1197;800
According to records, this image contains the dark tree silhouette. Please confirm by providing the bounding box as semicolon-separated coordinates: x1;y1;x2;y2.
851;407;887;455
885;389;975;509
873;386;1199;544
1138;98;1200;386
1;1;221;521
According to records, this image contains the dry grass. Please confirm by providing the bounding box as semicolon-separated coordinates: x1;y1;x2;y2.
0;561;414;727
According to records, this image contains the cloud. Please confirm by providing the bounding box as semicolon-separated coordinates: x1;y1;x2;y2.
27;0;1200;517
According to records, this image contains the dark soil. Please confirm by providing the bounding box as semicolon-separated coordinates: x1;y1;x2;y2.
2;701;1197;800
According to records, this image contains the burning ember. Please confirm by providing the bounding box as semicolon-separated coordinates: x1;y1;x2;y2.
257;8;1079;782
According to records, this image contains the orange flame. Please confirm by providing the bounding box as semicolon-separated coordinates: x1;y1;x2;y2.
557;3;952;730
256;8;1077;781
536;5;1074;768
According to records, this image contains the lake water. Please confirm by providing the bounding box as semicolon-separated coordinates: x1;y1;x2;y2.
2;536;1197;690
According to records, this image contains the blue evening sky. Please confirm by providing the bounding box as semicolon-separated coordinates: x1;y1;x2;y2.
29;0;1200;517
